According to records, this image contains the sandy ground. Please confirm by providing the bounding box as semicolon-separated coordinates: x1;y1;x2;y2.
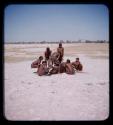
4;43;109;121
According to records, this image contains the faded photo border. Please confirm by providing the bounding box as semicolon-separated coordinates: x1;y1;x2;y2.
0;1;112;125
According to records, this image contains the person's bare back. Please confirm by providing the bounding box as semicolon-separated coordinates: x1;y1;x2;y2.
59;62;66;73
65;59;75;74
37;61;48;76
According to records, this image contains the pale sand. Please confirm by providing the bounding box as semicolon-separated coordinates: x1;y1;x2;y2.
4;43;109;120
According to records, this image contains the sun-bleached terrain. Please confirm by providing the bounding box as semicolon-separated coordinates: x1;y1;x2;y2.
4;43;109;120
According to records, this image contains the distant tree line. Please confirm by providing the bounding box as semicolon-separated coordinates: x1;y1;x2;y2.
5;40;109;44
85;40;108;43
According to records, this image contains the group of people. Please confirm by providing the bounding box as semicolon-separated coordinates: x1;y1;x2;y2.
31;43;83;76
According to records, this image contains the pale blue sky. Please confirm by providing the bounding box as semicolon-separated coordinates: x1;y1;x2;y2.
4;4;109;42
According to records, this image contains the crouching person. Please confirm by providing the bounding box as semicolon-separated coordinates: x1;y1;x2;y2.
59;62;66;73
72;58;83;71
65;59;75;75
31;56;43;68
47;60;60;75
48;66;59;75
37;61;49;76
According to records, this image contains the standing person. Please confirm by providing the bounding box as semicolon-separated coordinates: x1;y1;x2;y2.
72;58;83;71
57;43;64;63
44;47;52;61
65;59;75;75
31;56;43;68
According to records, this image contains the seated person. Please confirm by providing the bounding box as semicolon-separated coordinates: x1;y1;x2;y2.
72;58;83;71
59;62;66;73
44;47;52;61
48;65;59;75
47;62;60;75
31;56;43;68
54;58;60;67
37;61;49;76
46;56;60;75
65;59;75;75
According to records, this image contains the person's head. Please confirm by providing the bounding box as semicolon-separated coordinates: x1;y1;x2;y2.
39;56;43;60
46;47;50;52
76;58;79;61
66;59;70;63
59;43;62;47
